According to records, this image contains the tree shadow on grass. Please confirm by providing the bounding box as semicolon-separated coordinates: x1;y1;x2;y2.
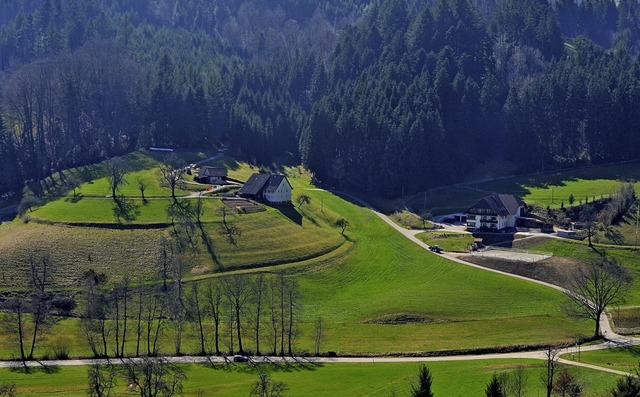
604;227;626;245
112;196;140;222
8;363;61;374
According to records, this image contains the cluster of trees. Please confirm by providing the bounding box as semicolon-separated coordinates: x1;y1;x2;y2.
0;250;303;364
79;269;302;359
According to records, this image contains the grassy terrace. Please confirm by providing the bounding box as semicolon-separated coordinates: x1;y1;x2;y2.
0;360;621;396
405;161;640;214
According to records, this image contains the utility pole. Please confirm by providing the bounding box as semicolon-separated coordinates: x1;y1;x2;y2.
635;201;639;249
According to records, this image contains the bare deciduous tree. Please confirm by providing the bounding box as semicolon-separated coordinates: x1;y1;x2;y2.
579;204;597;249
122;356;186;397
313;317;324;356
564;255;632;337
250;368;287;397
137;177;147;203
187;283;207;356
222;275;251;354
87;364;115;397
252;274;266;356
206;280;223;355
104;158;128;202
219;206;242;246
159;154;186;204
541;347;560;397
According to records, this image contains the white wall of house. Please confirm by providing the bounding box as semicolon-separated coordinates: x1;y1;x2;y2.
466;211;521;230
264;179;291;203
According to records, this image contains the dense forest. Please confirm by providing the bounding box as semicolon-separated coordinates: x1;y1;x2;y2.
2;0;640;197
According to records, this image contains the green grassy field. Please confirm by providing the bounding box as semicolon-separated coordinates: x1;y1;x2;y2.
416;231;474;252
0;151;596;358
0;359;621;396
389;210;436;230
562;347;640;373
406;162;640;214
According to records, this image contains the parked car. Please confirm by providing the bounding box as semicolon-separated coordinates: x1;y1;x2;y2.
429;245;443;253
233;355;249;363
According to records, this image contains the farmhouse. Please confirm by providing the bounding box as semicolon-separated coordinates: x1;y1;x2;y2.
465;194;525;232
194;166;227;184
237;173;292;204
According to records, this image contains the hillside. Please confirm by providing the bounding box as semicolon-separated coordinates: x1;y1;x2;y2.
0;151;593;361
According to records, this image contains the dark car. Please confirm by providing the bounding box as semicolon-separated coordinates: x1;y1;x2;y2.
233;355;249;363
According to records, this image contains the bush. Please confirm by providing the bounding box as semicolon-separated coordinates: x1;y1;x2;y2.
50;294;77;316
50;336;72;360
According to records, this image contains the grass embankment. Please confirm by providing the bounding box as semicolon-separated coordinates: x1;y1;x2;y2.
0;360;621;396
405;161;640;214
389;210;436;230
416;231;474;252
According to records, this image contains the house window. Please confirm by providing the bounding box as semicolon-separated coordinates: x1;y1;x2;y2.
467;215;476;220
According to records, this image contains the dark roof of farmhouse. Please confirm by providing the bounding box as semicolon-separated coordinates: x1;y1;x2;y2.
237;174;272;196
197;166;227;178
466;194;524;216
238;173;292;196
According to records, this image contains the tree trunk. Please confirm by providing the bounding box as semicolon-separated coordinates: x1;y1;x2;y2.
236;306;243;354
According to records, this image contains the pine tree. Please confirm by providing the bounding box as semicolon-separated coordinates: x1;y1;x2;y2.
411;365;434;397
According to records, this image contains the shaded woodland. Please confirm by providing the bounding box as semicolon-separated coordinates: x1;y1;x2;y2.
2;0;640;197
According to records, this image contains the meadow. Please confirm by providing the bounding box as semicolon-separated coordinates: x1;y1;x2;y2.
562;347;640;373
0;359;621;396
0;151;595;359
405;161;640;214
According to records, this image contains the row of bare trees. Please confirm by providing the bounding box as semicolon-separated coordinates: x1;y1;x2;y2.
78;269;301;359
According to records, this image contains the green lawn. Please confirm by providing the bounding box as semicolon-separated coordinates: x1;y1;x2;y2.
562;347;640;373
416;231;474;252
0;359;621;396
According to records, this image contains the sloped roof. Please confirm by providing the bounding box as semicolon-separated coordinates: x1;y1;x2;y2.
237;173;293;197
264;175;292;193
237;173;272;196
466;194;524;216
198;166;227;178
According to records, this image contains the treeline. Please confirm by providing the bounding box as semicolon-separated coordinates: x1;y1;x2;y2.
1;251;303;361
4;0;640;198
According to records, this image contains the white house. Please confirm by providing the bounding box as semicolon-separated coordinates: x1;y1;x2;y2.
237;173;292;204
465;194;525;232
